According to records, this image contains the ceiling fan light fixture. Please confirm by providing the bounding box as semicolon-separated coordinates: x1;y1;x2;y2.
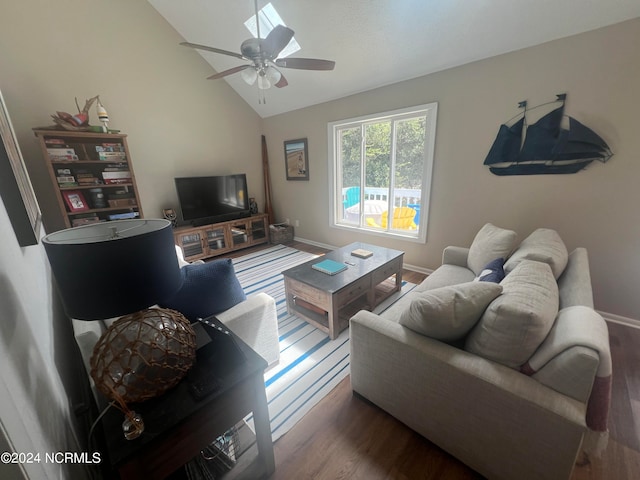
181;0;335;103
265;66;282;84
257;72;271;90
241;67;258;85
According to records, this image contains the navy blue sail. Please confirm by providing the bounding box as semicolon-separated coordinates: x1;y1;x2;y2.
519;105;564;161
483;117;525;166
484;94;612;175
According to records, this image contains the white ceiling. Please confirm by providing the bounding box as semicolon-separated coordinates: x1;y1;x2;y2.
149;0;640;118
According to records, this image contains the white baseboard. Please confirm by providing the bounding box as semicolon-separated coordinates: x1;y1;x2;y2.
293;236;335;251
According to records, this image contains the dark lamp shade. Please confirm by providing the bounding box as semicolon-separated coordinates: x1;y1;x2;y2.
43;219;182;320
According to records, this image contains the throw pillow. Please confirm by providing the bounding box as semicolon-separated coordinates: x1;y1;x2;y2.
475;257;505;283
467;223;518;276
398;282;503;342
464;260;559;368
159;258;246;322
504;228;568;279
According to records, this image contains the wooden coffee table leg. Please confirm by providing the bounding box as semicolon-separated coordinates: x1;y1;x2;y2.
328;300;340;340
395;264;403;291
367;284;376;310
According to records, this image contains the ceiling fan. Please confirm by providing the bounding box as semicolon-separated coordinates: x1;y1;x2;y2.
180;0;335;98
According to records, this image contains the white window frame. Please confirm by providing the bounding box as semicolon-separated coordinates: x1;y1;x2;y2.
327;103;438;243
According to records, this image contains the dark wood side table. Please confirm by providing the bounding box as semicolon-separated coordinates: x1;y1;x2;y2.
98;317;275;479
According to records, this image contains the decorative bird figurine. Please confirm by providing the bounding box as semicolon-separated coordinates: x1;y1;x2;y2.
51;95;99;131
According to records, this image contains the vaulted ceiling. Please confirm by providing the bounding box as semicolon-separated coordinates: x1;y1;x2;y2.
149;0;640;118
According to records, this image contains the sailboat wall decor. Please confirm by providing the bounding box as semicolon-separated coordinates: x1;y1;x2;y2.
483;94;613;175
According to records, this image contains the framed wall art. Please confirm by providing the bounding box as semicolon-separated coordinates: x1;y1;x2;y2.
0;89;41;246
284;138;309;181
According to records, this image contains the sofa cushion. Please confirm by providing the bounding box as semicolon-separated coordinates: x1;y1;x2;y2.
504;228;568;279
467;223;518;276
159;258;246;321
399;282;503;342
475;257;505;283
414;264;476;293
465;260;559;368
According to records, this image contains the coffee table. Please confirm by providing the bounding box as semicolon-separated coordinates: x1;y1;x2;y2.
282;242;404;339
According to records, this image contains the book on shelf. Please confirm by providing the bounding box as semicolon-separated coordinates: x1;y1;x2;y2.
48;153;79;161
98;150;126;155
108;211;139;220
46;143;82;158
98;152;126;161
104;178;131;185
72;214;101;227
108;198;137;207
102;170;131;185
76;172;102;185
56;175;77;186
102;170;131;179
47;148;76;156
95;143;125;153
351;248;373;259
102;163;128;171
311;259;348;275
44;138;67;146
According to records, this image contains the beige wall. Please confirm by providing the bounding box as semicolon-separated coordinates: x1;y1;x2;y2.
263;18;640;321
0;1;263;472
1;2;637;322
0;0;264;233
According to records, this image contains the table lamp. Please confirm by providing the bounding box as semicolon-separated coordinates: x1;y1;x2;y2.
43;219;196;440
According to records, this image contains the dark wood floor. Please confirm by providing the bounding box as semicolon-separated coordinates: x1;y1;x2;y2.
245;241;640;479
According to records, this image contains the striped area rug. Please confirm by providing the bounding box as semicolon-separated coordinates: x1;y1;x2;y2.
232;244;416;442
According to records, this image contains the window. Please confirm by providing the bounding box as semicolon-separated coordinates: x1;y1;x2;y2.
244;2;300;58
328;103;437;242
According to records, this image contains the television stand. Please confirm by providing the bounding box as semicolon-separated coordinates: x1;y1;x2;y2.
173;213;269;262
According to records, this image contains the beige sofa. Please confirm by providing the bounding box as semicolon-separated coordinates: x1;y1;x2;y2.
350;224;611;480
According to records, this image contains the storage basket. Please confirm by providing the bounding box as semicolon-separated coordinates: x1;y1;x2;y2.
269;224;294;244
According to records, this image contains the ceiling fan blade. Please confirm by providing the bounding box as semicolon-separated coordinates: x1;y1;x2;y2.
207;65;252;80
274;72;288;88
262;25;294;59
275;58;335;71
180;41;246;60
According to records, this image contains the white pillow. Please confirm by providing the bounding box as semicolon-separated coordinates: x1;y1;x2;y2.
467;223;518;276
504;228;568;279
399;282;503;341
465;260;559;368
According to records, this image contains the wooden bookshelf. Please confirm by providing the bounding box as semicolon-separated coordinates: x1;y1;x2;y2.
34;129;143;229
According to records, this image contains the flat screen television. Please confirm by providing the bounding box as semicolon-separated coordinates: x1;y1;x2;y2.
175;174;251;226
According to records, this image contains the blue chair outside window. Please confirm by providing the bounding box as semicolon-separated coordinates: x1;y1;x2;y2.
343;187;361;210
407;203;421;225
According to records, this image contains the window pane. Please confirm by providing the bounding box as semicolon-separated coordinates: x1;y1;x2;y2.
391;117;426;230
340;127;362;225
365;121;391;200
329;102;437;243
360;121;390;230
